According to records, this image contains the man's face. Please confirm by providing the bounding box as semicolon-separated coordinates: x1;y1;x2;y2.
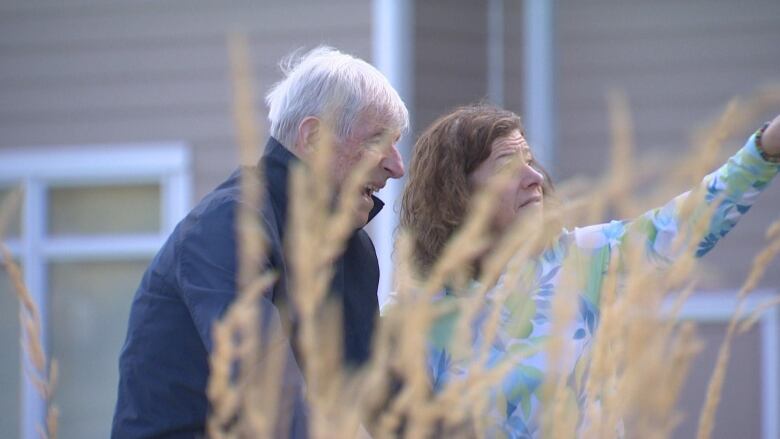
330;116;404;228
468;130;544;232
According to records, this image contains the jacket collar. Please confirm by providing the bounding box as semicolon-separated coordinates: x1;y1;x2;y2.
261;137;385;226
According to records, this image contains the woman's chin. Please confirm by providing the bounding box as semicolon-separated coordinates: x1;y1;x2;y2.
509;204;544;231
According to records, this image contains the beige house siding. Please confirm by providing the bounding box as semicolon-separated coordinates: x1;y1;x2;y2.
414;0;487;137
414;0;525;132
0;1;778;438
555;1;780;438
503;0;525;117
677;322;763;439
0;2;372;438
0;0;372;200
556;0;780;290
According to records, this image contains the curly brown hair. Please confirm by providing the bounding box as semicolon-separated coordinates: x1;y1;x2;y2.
399;104;554;272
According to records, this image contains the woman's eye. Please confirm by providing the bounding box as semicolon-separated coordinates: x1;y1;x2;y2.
496;156;515;169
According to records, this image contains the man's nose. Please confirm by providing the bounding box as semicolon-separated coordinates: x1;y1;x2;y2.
382;143;405;179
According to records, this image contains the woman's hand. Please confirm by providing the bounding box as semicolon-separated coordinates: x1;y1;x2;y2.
761;115;780;156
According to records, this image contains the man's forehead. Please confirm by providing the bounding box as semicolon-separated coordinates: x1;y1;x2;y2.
351;110;400;135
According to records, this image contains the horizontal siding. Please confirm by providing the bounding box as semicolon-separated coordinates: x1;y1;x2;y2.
503;0;525;117
559;0;780;34
0;0;371;200
674;322;763;439
0;4;371;435
556;0;780;177
414;0;487;136
0;1;371;43
556;3;780;436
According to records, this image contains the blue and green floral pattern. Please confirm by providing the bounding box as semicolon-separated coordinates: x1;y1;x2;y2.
425;132;780;438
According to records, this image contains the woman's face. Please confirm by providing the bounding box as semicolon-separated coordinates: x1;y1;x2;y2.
468;130;544;232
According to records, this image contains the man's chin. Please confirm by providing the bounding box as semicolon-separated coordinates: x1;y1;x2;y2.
352;207;371;229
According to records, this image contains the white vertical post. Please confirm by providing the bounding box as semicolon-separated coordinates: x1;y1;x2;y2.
523;0;555;172
487;0;505;107
21;179;47;439
371;0;414;307
761;306;779;439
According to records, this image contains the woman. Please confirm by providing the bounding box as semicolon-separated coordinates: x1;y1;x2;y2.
398;104;780;437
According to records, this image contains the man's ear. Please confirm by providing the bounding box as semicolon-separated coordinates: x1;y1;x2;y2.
292;116;321;158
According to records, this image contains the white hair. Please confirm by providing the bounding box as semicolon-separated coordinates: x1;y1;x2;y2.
265;46;409;148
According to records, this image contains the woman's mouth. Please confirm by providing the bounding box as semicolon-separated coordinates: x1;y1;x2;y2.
519;195;542;208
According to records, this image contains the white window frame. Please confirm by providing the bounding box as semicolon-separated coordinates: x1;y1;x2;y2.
666;290;779;439
0;143;191;439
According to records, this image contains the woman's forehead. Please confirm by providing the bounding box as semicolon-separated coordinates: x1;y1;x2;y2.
491;130;529;154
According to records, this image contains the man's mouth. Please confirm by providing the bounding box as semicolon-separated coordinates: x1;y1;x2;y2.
362;183;381;198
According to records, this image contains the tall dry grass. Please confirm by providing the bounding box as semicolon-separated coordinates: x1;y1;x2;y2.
3;35;780;439
0;189;58;439
206;39;780;439
197;38;778;438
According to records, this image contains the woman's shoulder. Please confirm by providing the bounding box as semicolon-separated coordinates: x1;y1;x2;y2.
561;220;628;251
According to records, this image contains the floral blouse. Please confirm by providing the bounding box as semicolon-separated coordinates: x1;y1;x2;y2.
425;131;780;438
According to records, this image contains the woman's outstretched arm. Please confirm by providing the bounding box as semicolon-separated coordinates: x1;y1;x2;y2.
570;116;780;267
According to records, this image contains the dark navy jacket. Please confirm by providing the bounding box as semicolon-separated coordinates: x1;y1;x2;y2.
112;138;382;438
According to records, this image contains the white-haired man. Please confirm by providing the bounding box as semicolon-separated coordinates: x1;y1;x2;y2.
112;47;408;438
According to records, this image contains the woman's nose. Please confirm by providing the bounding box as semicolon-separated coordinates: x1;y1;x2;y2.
520;163;544;189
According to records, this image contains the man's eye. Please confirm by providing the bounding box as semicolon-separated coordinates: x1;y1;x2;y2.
364;140;383;150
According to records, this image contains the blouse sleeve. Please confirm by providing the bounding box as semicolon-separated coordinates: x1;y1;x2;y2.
569;130;780;267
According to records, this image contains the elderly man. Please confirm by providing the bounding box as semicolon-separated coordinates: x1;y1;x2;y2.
112;47;408;438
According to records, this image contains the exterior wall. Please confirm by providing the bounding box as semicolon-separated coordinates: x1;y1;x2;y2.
555;1;780;437
1;0;779;438
412;1;780;437
503;0;525;117
0;2;373;438
414;0;524;135
414;0;487;137
677;322;763;439
0;0;372;201
555;0;780;290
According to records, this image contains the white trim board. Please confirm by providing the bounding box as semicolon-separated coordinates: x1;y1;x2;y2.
0;142;191;182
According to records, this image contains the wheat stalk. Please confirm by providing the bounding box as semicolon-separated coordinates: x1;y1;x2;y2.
202;43;780;439
1;188;59;439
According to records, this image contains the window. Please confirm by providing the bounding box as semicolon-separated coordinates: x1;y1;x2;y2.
0;143;190;439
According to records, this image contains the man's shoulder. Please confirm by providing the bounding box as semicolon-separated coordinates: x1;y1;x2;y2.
180;168;281;237
189;170;243;219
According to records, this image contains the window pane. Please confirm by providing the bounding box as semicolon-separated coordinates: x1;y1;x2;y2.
48;259;149;439
47;185;160;236
0;187;22;238
0;260;21;439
